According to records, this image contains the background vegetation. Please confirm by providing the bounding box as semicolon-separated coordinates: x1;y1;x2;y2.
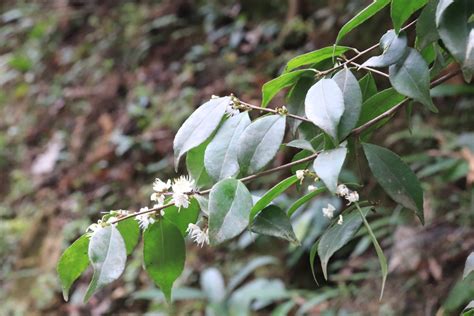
1;0;473;314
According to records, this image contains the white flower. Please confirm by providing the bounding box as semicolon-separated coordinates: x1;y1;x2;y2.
173;192;190;209
337;215;344;225
150;192;165;205
345;191;359;205
186;223;209;247
336;184;350;197
153;178;171;193
172;176;195;194
296;169;305;182
308;185;317;192
136;207;155;230
322;203;336;219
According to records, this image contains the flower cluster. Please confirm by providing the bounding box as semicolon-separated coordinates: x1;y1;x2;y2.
186;223;209;247
151;176;195;209
336;184;359;205
322;203;336;219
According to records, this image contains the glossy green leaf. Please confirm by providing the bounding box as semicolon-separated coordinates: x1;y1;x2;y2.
144;219;185;302
285;139;315;152
163;198;200;236
204;112;251;181
333;68;362;139
305;79;344;141
309;242;319;284
464;252;474;279
284;46;351;73
116;218;140;255
318;208;370;280
237;115;286;175
357;88;405;126
250;205;299;244
186;139;214;189
362;143;424;223
174;96;229;169
261;69;311;108
250;175;298;220
84;225;127;302
359;73;378;101
286;76;315;134
416;0;440;50
287;187;326;217
389;48;437;112
57;235;90;301
362;30;408;68
313;147;347;193
335;0;391;44
391;0;428;33
208;179;253;245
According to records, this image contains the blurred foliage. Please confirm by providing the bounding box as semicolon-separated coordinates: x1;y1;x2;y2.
0;0;472;315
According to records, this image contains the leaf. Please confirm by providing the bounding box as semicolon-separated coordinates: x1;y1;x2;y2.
389;48;437;112
464;252;474;279
57;235;90;301
313;147;347;193
286;76;315;134
208;179;253;245
335;0;391;44
284;46;351;73
333;68;362;139
391;0;428;33
163;198;200;236
362;143;424;224
237;115;286;175
173;96;229;169
250;175;298;220
356;204;388;300
359;73;378;101
309;242;319;285
305;79;345;141
318;208;370;280
261;69;311;108
84;225;127;302
204;112;251;181
362;30;408;68
287;187;326;217
143;219;186;302
250;205;299;244
285;139;315;152
116;218;140;255
186;139;214;189
416;0;440;50
200;268;226;304
227;256;278;292
357;88;405;126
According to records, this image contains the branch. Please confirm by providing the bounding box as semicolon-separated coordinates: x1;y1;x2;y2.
348;61;389;78
238;100;312;123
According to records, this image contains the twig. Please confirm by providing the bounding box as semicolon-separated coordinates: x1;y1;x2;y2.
238;100;312;123
348;61;389;78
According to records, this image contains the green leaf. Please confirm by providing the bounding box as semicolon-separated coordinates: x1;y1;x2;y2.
84;225;127;302
208;179;253;245
250;205;299;244
227;256;278;292
389;48;437;112
464;252;474;279
186;139;214;189
57;235;90;301
237;115;286;175
261;70;311;108
416;0;440;50
318;208;370;280
116;218;140;255
173;96;229;169
163;198;200;236
391;0;428;33
335;0;391;44
284;46;351;73
305;79;344;141
287;187;326;217
359;73;378;101
362;143;424;223
313;147;347;193
143;219;185;302
285;139;315;152
286;76;315;134
309;242;319;285
250;175;299;220
357;88;405;126
333;68;362;139
464;301;474;315
356;204;388;300
204;112;251;181
362;30;408;68
436;0;474;82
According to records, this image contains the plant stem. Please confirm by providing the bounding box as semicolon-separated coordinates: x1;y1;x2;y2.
239;100;312;123
348;61;389;78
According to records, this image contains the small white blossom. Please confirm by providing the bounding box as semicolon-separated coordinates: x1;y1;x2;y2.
150;192;165;205
308;185;317;192
336;184;350;197
186;223;209;247
136;207;155;230
173;192;190;209
345;191;359;205
172;176;195;194
337;215;344;225
322;203;336;219
153;178;171;193
296;169;305;182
